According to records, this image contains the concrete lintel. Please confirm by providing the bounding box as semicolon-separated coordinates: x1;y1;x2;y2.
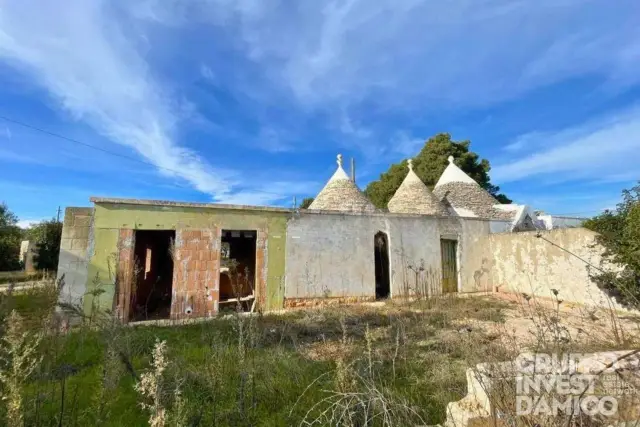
90;197;293;213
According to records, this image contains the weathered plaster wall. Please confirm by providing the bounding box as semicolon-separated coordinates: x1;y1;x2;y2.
85;202;289;316
19;240;37;273
467;228;624;309
458;217;495;293
56;207;94;308
285;211;491;300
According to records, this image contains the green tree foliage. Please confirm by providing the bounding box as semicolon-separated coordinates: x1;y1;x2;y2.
25;219;63;271
364;133;511;209
299;197;314;209
0;202;23;271
584;183;640;307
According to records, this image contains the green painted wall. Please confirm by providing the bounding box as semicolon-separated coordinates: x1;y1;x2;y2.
85;203;290;315
85;228;119;315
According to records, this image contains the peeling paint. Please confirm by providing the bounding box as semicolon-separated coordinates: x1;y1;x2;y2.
467;228;626;310
284;213;478;299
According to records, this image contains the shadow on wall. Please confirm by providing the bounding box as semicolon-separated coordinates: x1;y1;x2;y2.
397;258;443;298
392;240;445;297
56;247;90;308
473;258;493;292
471;228;631;311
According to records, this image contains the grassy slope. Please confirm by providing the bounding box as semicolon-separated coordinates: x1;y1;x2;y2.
1;287;514;426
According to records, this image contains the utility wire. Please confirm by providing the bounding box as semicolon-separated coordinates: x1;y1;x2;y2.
1;114;628;210
0;114;292;198
541;209;607;217
535;232;606;274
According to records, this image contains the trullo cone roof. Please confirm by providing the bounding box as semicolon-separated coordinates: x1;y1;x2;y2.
308;154;376;213
433;156;501;218
388;159;448;215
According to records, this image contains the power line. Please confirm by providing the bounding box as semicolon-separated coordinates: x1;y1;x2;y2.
535;232;606;274
0;114;292;198
542;210;606;217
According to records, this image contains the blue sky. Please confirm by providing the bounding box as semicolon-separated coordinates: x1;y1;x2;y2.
1;0;640;226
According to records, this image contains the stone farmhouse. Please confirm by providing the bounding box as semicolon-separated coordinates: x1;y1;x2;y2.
57;154;615;323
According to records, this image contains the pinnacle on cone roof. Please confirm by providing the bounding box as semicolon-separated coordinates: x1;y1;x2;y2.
433;156;500;218
435;156;478;187
308;154;376;213
388;159;448;215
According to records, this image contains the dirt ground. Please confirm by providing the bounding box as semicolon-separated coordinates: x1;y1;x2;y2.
454;292;640;351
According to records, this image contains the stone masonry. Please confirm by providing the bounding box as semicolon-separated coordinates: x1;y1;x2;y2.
434;182;505;219
56;207;94;308
308;155;376;213
388;160;448;215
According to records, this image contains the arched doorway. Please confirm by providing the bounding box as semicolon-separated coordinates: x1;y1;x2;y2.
374;231;390;299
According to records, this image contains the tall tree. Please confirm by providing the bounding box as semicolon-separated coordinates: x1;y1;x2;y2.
584;183;640;307
25;219;63;271
0;202;23;271
364;133;510;208
299;197;314;209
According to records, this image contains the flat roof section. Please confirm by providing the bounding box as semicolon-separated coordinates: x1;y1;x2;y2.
89;197;293;213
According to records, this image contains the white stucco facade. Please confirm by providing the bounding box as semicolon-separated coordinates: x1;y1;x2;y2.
284;211;491;300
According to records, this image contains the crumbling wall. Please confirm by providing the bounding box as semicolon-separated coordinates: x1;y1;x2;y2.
19;240;37;272
468;228;625;309
284;211;491;300
85;202;287;319
56;207;94;308
170;228;220;319
445;350;640;427
114;228;134;321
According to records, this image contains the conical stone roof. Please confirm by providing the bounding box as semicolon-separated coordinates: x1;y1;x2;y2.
308;154;376;213
388;159;448;215
433;156;500;218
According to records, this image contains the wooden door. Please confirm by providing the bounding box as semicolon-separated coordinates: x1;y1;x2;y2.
440;239;458;293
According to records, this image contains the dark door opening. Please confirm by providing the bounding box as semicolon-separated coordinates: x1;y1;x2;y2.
374;231;390;299
131;230;175;321
440;239;458;293
219;230;257;311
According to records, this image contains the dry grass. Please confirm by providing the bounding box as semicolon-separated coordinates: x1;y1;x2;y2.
0;278;638;426
457;291;640;427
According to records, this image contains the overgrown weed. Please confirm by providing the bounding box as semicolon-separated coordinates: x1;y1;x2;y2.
0;269;637;426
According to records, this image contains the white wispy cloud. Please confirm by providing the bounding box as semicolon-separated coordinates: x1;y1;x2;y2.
0;1;313;205
200;64;216;83
0;1;240;198
144;0;640;160
0;147;34;164
216;180;320;206
255;126;297;153
492;105;640;184
391;131;423;157
502;133;543;153
2;0;639;205
339;111;372;140
183;0;640;110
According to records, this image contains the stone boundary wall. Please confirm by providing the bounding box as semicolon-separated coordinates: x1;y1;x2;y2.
468;227;626;310
446;350;640;426
56;207;93;308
